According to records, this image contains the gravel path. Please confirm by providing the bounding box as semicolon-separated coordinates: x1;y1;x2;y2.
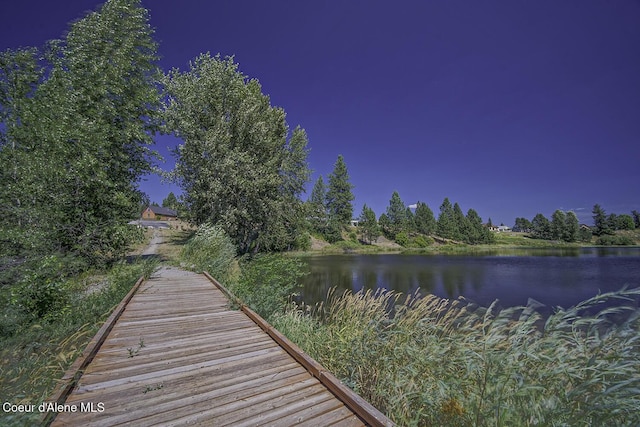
141;229;163;256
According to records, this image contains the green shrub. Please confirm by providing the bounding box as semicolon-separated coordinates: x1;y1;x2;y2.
9;254;78;320
181;224;236;282
596;235;635;246
412;235;433;247
332;240;360;251
395;231;409;247
231;254;306;320
294;231;312;251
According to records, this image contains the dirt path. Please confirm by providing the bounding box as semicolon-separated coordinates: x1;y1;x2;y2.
141;229;163;256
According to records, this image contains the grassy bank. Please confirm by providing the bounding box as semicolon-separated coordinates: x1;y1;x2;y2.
296;230;639;257
272;288;640;426
0;259;157;426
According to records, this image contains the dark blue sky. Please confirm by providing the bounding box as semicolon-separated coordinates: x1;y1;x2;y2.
2;1;639;225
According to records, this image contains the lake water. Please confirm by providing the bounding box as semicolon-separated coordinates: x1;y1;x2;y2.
298;248;640;311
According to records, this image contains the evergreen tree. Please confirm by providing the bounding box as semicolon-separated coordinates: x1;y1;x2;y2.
551;210;566;240
467;209;495;244
405;207;416;233
437;197;459;240
358;204;380;244
162;192;179;210
378;213;391;238
325;155;354;228
452;202;468;241
386;191;407;238
592;204;610;236
308;176;327;233
414;202;436;235
564;211;579;242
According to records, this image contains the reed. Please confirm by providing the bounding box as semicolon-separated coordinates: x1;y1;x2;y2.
272;287;640;426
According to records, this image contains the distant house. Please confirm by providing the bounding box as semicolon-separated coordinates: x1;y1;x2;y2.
485;223;510;232
142;206;178;221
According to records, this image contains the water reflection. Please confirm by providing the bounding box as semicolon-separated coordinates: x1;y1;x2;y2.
298;248;640;309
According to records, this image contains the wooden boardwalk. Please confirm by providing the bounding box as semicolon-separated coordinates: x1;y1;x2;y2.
46;267;393;426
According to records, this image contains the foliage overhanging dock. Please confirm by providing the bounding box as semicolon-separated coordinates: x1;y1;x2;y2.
44;267;393;426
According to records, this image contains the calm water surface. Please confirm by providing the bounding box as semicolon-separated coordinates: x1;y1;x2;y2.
298;247;640;310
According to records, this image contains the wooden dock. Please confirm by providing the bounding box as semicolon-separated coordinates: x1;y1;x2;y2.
45;267;393;426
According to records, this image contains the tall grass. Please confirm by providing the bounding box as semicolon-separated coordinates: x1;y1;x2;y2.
180;223;235;283
229;254;306;321
0;259;157;427
272;287;640;426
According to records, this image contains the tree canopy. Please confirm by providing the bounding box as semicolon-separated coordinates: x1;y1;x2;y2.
163;53;310;253
0;0;160;266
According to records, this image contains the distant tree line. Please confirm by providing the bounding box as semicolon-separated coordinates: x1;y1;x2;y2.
364;192;493;247
513;204;638;244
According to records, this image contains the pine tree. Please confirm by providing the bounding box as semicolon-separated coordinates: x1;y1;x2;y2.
386;191;407;238
308;176;327;233
162;192;179;210
378;213;391;238
414;202;436;235
466;209;494;244
592;204;611;236
437;198;459;240
453;202;468;241
325;155;354;228
358;204;380;244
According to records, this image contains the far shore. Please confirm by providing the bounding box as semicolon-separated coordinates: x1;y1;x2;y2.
292;231;640;256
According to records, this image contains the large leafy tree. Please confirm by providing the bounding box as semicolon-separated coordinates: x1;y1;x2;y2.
564;211;580;242
632;210;640;229
513;217;532;233
531;213;551;240
551;210;566;241
0;0;160;264
163;53;310;253
616;214;635;230
325;155;354;228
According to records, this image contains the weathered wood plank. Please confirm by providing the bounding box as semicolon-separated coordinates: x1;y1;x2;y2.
48;267;392;427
